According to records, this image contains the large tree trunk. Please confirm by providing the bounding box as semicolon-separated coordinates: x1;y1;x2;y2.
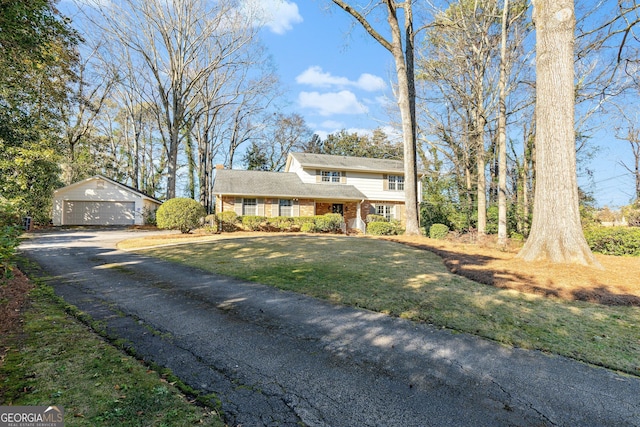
497;0;510;245
517;0;599;266
330;0;421;235
386;2;420;235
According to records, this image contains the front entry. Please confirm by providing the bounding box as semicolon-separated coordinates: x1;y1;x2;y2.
332;203;344;215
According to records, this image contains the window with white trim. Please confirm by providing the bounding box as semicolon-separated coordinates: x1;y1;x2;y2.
388;175;404;191
243;198;257;215
321;170;341;183
279;199;293;216
376;205;394;220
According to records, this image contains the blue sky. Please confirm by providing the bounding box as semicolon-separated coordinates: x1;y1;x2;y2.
256;1;395;139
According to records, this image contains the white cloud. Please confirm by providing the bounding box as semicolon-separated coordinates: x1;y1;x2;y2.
296;66;386;92
242;0;303;35
355;73;387;92
298;91;369;116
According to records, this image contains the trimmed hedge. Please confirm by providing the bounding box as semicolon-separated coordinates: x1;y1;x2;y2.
240;215;267;231
366;214;387;223
156;198;206;234
269;216;295;231
313;213;344;233
429;223;450;240
584;226;640;256
367;221;402;236
215;212;238;232
300;222;316;233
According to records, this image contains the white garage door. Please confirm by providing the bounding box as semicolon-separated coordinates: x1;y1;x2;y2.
63;201;135;225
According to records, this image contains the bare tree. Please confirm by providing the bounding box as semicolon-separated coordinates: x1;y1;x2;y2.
80;0;262;199
517;0;599;266
614;111;640;202
61;44;115;185
330;0;421;235
418;0;529;236
243;113;313;171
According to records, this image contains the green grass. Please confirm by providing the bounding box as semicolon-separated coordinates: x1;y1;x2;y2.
0;285;224;427
139;235;640;376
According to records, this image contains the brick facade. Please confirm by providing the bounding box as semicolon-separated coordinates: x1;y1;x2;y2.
215;195;406;232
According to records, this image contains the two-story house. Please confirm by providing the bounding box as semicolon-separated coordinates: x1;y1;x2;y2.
212;152;422;233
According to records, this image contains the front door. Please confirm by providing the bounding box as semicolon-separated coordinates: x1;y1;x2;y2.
332;203;344;215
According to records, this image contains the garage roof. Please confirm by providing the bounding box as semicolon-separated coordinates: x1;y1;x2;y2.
55;175;162;204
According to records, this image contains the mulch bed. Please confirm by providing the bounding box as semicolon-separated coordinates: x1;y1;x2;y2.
386;235;640;307
0;269;34;361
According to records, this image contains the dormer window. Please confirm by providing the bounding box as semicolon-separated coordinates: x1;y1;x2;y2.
388;175;404;191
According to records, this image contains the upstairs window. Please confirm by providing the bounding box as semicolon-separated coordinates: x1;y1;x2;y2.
321;170;341;183
388;175;404;191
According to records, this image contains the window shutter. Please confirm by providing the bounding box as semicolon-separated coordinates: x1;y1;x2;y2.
382;174;389;191
341;171;346;184
257;198;265;216
234;198;243;215
316;169;322;183
293;199;300;217
272;200;279;217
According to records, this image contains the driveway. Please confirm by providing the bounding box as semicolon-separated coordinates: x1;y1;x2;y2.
19;229;640;426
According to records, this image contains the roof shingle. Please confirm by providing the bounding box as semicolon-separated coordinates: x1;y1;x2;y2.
212;169;366;200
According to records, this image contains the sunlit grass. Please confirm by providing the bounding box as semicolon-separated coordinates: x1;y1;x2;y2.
134;234;640;376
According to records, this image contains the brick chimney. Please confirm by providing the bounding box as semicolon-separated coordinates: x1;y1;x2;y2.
215;164;225;170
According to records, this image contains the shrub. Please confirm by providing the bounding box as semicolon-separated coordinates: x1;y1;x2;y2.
142;206;157;226
0;201;22;280
240;215;267;231
156;198;206;234
584;226;640;256
628;209;640;227
292;217;315;227
300;222;316;233
366;214;388;223
313;213;344;233
269;216;294;232
429;223;450;240
367;221;402;236
0;200;20;228
215;211;238;232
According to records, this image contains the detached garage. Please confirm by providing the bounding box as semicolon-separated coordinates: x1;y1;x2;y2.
52;175;162;226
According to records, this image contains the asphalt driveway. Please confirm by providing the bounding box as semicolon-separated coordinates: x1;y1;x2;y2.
19;229;640;426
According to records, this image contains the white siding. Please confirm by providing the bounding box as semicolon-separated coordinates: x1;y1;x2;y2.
345;171;405;201
286;156;304;175
286;156;423;203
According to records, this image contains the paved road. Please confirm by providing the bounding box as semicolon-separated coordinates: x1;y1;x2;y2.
19;229;640;427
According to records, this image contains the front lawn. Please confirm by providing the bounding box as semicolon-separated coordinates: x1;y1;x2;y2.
131;234;640;376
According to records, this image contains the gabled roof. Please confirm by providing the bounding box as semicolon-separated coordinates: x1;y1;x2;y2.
286;152;405;174
212;169;366;200
54;175;162;204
